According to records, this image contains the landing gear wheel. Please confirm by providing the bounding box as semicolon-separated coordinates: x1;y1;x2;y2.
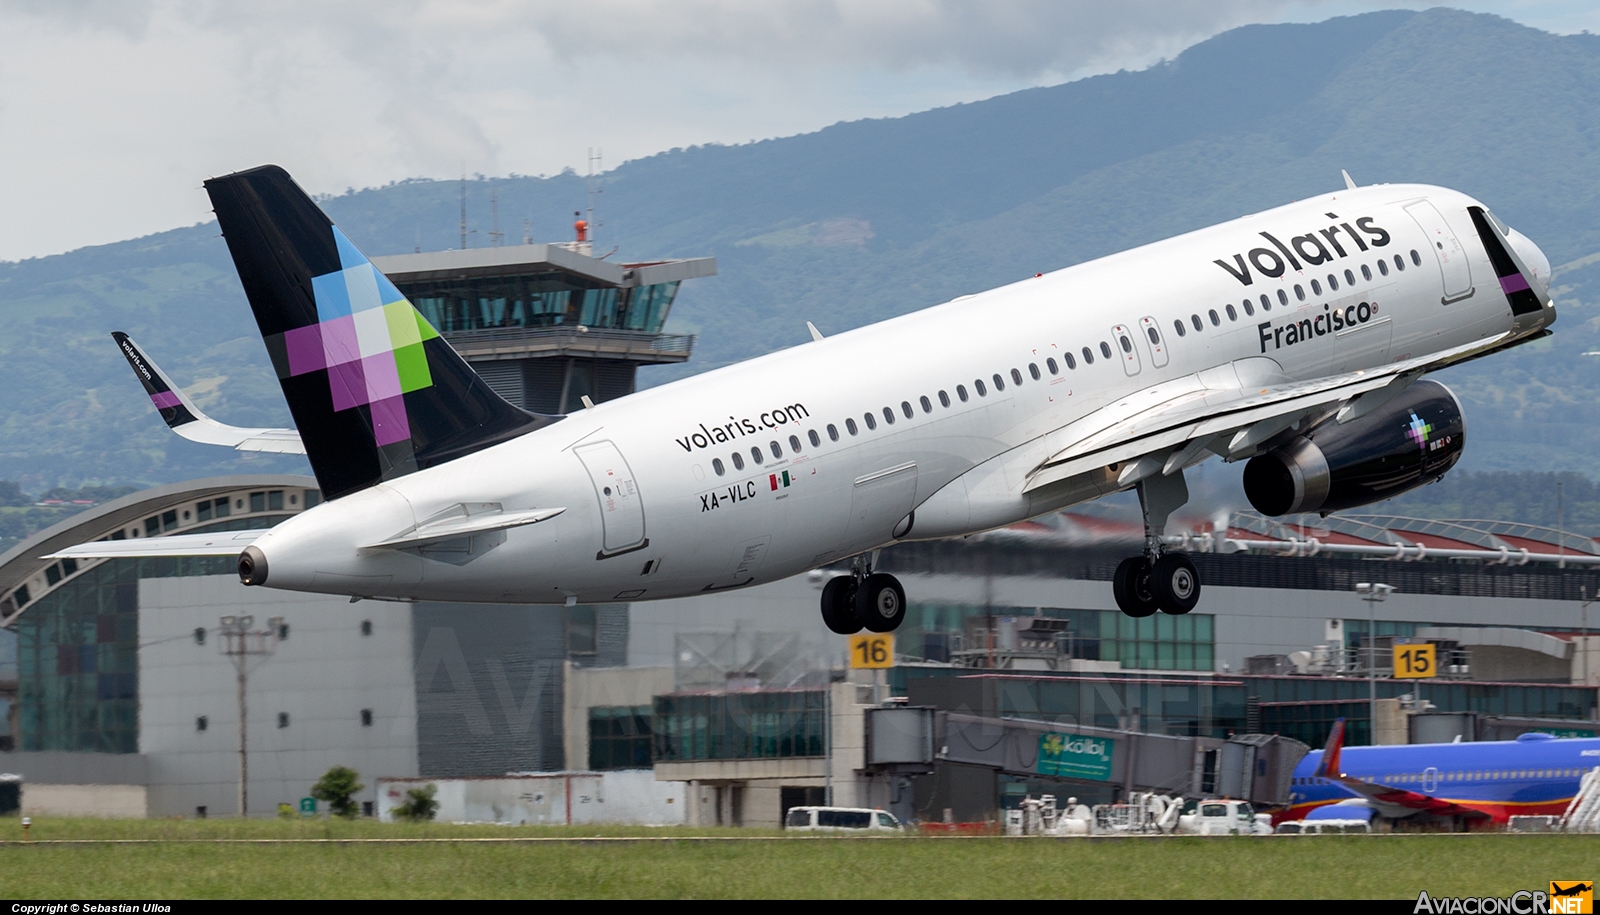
853;572;906;633
820;576;862;634
1112;556;1159;618
1151;552;1200;615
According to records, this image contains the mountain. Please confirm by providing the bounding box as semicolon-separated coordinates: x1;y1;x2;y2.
3;7;1600;500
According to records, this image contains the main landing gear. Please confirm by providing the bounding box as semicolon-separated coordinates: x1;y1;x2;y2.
1112;469;1202;618
820;552;906;634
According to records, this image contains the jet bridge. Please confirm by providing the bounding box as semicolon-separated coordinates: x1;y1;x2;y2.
864;706;1308;808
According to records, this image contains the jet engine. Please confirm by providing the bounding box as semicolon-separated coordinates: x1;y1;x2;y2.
1242;379;1464;517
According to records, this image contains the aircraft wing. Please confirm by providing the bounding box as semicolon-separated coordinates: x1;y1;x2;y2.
113;332;306;455
44;530;264;560
1025;331;1517;493
1312;718;1490;821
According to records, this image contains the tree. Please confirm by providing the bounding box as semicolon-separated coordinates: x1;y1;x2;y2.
311;766;364;818
391;783;439;822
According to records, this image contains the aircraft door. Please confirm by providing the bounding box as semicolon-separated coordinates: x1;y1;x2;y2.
1405;201;1474;303
573;440;648;558
1112;324;1141;376
1137;316;1169;368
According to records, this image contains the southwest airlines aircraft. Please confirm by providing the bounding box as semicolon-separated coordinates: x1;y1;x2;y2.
59;165;1555;635
1284;719;1600;824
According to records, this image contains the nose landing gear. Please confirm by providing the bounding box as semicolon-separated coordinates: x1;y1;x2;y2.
1112;469;1202;617
819;553;907;634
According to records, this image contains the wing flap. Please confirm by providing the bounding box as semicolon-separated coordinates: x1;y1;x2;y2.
45;530;263;559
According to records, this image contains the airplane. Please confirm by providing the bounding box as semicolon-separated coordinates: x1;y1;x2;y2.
1281;718;1600;825
54;164;1556;634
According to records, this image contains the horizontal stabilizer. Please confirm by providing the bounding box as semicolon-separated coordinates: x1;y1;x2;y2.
45;530;263;560
112;332;306;454
362;505;565;550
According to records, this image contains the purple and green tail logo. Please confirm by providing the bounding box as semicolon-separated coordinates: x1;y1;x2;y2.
273;227;440;446
1406;412;1433;450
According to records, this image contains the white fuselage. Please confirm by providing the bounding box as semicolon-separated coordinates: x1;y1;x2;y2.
248;184;1551;604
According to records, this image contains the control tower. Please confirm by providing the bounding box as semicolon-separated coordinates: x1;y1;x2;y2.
371;240;714;414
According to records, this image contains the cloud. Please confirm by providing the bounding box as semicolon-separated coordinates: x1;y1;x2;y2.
0;0;1585;261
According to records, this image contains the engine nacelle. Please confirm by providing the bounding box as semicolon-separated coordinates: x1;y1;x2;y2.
1242;379;1464;516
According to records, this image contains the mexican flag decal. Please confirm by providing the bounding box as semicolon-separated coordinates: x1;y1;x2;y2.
769;471;792;491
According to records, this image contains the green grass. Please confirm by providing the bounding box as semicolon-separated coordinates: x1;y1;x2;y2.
2;818;1597;898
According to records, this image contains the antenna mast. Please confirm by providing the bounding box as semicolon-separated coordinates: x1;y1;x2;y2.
587;147;603;250
490;188;504;247
459;171;467;250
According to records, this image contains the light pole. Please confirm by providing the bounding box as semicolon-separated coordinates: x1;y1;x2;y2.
1355;583;1393;741
1581;587;1596;688
219;614;282;817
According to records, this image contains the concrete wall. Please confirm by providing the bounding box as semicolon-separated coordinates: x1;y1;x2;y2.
376;771;683;825
563;664;673;772
23;784;147;818
139;576;419;818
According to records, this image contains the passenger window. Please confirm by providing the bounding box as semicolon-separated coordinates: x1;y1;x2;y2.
938;390;951;407
1174;319;1186;337
789;434;801;452
1208;309;1220;326
1411;249;1422;266
1394;254;1405;271
1064;352;1077;369
1118;335;1132;353
1294;284;1305;301
864;412;877;430
956;385;968;402
751;446;764;464
1190;314;1202;331
1344;269;1355;285
1029;363;1040;380
919;396;932;413
1081;347;1094;364
1100;342;1112;358
881;407;894;425
975;378;988;396
1328;274;1338;291
827;424;839;442
732;452;745;471
1046;357;1058;374
993;373;1005;391
770;440;782;458
845;418;858;436
1277;289;1288;306
1225;304;1236;321
1010;368;1023;385
1361;264;1372;281
809;429;821;447
1242;299;1253;317
902;401;914;419
712;458;725;476
1378;259;1389;276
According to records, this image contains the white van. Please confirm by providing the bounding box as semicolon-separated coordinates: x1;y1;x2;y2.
784;806;903;833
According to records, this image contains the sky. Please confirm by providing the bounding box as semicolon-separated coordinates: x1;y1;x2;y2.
2;1;1597;263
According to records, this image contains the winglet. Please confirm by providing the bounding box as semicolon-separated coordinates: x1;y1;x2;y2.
1315;717;1346;778
807;321;824;342
1342;170;1357;190
113;331;203;431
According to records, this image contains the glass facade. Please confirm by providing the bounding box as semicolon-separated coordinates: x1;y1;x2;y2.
652;690;825;762
16;556;233;753
900;603;1214;672
402;274;680;335
588;705;653;770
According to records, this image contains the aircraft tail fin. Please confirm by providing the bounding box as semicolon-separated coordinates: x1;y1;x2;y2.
204;165;557;500
1315;718;1346;779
